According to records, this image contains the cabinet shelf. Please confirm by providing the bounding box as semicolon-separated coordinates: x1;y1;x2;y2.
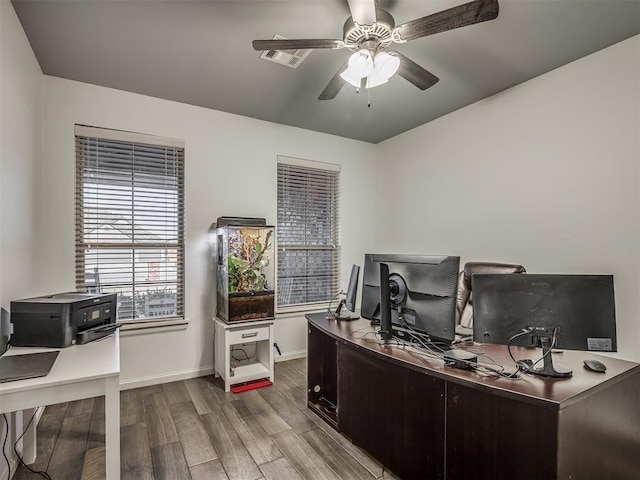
231;362;270;382
214;317;274;392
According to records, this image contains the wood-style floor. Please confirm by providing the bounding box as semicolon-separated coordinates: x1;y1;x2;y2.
13;358;397;480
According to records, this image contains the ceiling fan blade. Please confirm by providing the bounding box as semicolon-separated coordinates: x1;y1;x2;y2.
394;0;499;43
318;62;348;100
394;52;439;90
252;39;343;51
346;0;377;25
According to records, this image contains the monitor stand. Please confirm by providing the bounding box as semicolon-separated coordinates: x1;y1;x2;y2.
330;300;359;321
531;336;572;378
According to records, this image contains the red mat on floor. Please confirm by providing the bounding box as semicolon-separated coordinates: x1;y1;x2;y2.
230;378;273;394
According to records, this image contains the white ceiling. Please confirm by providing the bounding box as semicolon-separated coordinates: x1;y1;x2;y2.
11;0;640;144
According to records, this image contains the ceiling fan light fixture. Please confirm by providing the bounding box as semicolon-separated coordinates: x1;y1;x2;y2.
347;49;373;78
374;52;400;80
340;67;362;88
366;69;388;89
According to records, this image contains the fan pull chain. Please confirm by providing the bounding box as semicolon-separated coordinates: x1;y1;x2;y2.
368;87;371;108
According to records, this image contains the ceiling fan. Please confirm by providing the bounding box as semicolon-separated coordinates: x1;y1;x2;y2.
252;0;499;100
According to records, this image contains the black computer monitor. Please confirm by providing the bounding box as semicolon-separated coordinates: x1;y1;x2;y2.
332;264;360;321
472;274;617;377
361;254;460;343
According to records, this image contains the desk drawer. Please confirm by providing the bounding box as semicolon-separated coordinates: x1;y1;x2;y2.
228;324;269;344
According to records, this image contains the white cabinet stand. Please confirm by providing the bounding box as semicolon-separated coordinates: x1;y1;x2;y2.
213;317;275;392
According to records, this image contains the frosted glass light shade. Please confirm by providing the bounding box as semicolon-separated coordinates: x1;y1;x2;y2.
374;52;400;80
347;49;374;78
340;68;361;87
341;49;400;91
366;69;388;88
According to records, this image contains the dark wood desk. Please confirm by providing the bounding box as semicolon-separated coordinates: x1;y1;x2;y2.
306;313;640;480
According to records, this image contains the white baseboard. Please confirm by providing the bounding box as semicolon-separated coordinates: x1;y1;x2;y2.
119;366;215;391
275;349;307;363
119;350;307;391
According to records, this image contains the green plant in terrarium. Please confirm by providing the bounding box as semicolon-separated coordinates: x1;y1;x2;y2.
227;229;272;293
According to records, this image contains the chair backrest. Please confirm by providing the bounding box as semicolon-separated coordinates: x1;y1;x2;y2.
455;262;526;328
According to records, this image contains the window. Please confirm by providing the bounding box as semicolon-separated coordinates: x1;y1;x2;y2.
74;125;185;322
277;157;340;309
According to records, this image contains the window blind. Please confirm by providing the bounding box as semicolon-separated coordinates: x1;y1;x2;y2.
74;125;185;322
277;159;340;308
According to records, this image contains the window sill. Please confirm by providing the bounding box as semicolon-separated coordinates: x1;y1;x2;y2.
118;317;189;337
276;306;328;320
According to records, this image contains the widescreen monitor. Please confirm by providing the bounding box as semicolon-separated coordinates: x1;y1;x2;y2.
472;274;617;353
361;254;460;343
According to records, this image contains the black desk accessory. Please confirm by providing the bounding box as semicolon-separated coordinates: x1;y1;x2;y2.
0;350;60;383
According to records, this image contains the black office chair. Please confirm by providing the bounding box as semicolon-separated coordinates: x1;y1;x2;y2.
455;262;526;329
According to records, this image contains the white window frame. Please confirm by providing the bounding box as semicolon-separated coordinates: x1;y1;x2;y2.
276;156;341;313
74;125;185;328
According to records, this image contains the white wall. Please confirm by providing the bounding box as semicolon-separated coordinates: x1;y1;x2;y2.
0;0;43;477
376;36;640;362
0;0;42;325
38;76;377;385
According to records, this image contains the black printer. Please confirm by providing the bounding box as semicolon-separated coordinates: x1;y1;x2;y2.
10;292;118;347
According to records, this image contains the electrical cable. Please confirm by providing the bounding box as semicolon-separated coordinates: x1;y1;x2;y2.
507;328;533;364
392;319;449;355
395;310;453;353
350;315;522;380
507;327;560;377
2;414;11;480
378;327;522;380
231;343;256;362
527;327;560;372
12;409;52;479
348;326;379;340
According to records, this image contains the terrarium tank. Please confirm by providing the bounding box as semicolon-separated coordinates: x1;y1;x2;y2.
215;217;275;323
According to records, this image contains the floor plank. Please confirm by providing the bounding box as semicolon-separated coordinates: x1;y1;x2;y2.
120;422;154;480
169;400;218;467
235;389;291;436
47;412;92;480
150;441;191;480
81;445;105;480
138;384;164;396
301;428;376;480
189;459;229;480
201;408;262;480
257;384;317;434
259;456;304;480
87;395;105;451
44;401;69;416
184;376;223;415
162;380;192;405
144;391;179;448
67;398;95;417
273;363;308;409
303;407;385;479
221;400;283;465
120;388;145;427
271;429;341;480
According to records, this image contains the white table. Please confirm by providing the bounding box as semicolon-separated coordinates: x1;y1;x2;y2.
0;333;121;479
